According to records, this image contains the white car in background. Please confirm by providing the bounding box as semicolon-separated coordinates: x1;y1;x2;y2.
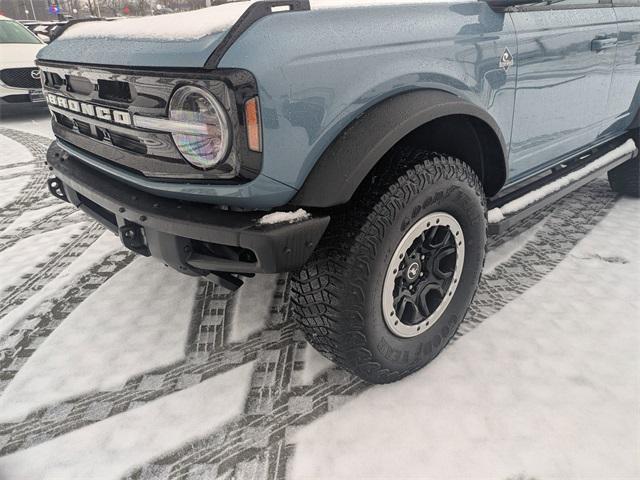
0;16;46;117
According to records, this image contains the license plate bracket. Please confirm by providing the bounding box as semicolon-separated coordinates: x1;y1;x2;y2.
29;90;45;103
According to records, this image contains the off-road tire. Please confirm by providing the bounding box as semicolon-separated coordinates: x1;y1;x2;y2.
291;148;487;384
608;149;640;198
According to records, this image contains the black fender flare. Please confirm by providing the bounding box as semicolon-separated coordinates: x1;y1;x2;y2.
291;89;509;208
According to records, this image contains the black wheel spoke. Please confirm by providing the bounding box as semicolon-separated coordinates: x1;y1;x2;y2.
417;287;432;317
396;294;419;325
395;294;409;319
427;226;438;245
418;283;445;315
433;246;457;279
439;230;452;248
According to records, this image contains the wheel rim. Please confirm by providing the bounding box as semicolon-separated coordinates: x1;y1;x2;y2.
382;212;465;338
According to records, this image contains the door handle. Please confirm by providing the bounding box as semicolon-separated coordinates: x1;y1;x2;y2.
591;36;618;52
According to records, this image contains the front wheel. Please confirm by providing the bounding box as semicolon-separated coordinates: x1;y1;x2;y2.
291;149;487;384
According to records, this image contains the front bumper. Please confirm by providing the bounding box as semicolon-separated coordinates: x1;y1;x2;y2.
46;141;329;275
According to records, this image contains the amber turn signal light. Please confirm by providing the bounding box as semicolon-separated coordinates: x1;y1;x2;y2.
245;97;262;152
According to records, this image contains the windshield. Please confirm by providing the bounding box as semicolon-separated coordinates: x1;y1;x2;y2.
0;20;42;44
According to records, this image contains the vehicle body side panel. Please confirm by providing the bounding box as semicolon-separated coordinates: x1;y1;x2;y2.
605;5;640;134
507;8;618;183
219;2;517;192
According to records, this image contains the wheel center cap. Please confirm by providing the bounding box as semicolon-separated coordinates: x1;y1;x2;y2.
406;262;420;281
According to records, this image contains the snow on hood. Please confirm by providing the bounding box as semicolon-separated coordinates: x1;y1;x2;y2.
61;1;255;41
38;0;454;68
59;0;450;42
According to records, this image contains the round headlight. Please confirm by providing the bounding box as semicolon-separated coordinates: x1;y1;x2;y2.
169;85;230;170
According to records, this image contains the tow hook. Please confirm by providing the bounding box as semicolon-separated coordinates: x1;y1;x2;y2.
119;223;150;256
47;177;68;203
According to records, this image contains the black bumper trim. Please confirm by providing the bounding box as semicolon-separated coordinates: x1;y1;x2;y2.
47;142;329;274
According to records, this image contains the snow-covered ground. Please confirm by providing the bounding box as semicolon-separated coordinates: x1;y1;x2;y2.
0;117;638;479
0;111;53;139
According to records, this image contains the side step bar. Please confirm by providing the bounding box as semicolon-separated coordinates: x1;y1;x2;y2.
488;138;637;235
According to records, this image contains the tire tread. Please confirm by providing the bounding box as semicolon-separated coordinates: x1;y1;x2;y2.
291;149;485;383
608;156;640;198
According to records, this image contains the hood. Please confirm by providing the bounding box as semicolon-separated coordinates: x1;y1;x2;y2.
37;1;255;69
36;0;438;69
2;43;44;68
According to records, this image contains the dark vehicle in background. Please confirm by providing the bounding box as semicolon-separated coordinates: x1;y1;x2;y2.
19;20;69;43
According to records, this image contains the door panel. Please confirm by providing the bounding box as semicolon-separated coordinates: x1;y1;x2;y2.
508;8;618;182
604;5;640;136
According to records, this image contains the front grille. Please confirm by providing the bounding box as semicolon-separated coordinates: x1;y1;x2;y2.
39;61;254;181
67;75;93;95
110;131;147;154
97;79;132;102
0;68;41;89
54;111;74;129
54;111;147;155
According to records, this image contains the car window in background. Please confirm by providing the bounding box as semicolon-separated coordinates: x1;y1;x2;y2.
0;20;42;44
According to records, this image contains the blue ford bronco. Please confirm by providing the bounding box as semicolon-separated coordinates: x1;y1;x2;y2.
38;0;640;383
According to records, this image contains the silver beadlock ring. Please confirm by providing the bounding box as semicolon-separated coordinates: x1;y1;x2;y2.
382;212;465;338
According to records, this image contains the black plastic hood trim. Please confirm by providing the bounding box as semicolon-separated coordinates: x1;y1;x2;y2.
204;0;310;69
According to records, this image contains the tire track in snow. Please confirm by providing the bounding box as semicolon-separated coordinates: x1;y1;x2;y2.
0;250;135;389
144;370;367;480
0;127;620;480
0;162;32;170
0;205;78;253
0;129;52;230
0;181;618;468
0;275;287;454
0;170;35;182
126;180;619;479
0;222;104;319
455;178;618;340
125;277;369;480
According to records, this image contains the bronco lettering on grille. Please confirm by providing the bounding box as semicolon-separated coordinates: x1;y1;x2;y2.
47;94;132;126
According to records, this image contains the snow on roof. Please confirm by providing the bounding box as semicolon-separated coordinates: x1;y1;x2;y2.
61;1;254;41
